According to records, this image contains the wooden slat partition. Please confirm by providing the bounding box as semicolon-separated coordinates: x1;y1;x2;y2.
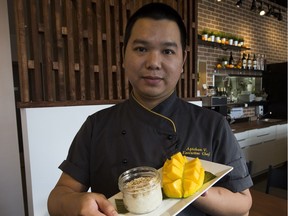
13;0;198;107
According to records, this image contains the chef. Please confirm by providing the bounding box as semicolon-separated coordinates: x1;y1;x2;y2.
48;3;253;216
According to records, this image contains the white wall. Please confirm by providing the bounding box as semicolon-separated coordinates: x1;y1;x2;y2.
0;0;25;215
21;105;113;216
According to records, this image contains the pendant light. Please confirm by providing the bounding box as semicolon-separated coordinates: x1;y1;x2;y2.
266;5;274;17
251;0;257;11
259;1;266;16
236;0;242;7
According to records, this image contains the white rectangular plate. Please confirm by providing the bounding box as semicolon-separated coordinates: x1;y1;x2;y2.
108;158;233;216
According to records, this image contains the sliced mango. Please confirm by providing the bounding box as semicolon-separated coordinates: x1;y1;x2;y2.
162;152;205;198
162;179;182;198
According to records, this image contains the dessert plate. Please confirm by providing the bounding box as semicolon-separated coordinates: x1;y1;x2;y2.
108;158;233;216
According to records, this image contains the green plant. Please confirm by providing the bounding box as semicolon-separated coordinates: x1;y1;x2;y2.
201;29;209;35
208;30;215;37
213;31;220;37
226;33;235;40
238;36;244;42
233;36;239;41
219;32;227;39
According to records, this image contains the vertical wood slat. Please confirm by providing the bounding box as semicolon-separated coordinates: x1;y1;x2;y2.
189;0;195;97
42;0;54;101
121;1;130;98
113;0;122;99
87;0;96;100
29;0;42;101
14;0;30;102
66;0;76;100
76;0;86;100
96;0;105;100
183;0;188;98
105;1;113;99
54;0;66;101
175;2;182;97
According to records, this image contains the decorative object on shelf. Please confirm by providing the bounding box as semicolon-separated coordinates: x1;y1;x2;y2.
226;33;234;45
238;37;244;47
219;56;229;68
242;53;247;69
220;32;227;45
198;30;247;51
233;36;239;46
208;31;215;42
201;29;209;41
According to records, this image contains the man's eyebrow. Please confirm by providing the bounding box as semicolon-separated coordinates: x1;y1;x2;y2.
132;39;178;48
132;39;149;45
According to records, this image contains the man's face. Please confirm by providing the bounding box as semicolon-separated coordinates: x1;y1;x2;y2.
123;18;186;107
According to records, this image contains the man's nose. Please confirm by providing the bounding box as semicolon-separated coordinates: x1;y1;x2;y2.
145;51;161;70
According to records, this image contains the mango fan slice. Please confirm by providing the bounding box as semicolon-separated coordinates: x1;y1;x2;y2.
162;152;205;198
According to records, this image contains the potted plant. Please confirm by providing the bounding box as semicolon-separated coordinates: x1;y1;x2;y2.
233;36;239;46
227;33;234;45
214;31;221;43
238;37;244;47
220;32;227;44
215;32;223;43
201;29;209;41
208;30;215;42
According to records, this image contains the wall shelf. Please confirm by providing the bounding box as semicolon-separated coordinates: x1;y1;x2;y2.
198;36;251;51
214;68;263;77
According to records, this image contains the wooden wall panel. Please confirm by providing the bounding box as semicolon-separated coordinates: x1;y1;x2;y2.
13;0;198;107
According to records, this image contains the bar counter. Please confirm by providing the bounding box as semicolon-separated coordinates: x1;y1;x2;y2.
230;119;287;134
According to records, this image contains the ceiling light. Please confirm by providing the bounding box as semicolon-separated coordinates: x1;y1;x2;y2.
259;2;266;16
236;0;242;7
251;0;257;11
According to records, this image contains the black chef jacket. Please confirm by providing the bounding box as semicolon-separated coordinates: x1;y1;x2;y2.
59;91;253;216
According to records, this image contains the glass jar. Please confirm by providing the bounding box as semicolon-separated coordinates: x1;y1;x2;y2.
118;166;162;214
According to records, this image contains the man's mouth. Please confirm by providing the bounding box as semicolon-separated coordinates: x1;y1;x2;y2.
142;76;163;85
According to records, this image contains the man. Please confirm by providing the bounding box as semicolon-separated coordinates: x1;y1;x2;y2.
48;3;253;216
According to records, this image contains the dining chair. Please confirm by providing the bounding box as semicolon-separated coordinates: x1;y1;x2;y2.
265;162;287;194
246;160;253;174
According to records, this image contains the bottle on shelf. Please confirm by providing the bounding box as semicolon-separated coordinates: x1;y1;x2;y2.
253;54;257;70
242;53;247;69
260;54;265;71
256;53;261;70
229;51;234;65
247;53;252;70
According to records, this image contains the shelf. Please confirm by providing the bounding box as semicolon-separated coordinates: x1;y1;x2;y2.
214;68;263;77
227;101;267;107
198;36;250;51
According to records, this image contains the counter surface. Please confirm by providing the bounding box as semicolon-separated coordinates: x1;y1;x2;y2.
230;119;287;134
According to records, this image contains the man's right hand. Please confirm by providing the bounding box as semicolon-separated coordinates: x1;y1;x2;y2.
48;173;118;216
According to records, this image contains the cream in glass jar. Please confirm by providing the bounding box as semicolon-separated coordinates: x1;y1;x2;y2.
118;166;162;214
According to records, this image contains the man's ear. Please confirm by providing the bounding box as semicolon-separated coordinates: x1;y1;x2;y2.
182;50;187;68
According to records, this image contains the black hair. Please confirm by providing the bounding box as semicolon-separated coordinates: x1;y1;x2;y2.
123;3;187;53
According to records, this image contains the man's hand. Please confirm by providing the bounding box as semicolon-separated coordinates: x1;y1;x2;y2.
48;173;118;216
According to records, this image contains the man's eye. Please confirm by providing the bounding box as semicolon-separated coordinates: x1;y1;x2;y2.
135;47;147;53
163;49;175;55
